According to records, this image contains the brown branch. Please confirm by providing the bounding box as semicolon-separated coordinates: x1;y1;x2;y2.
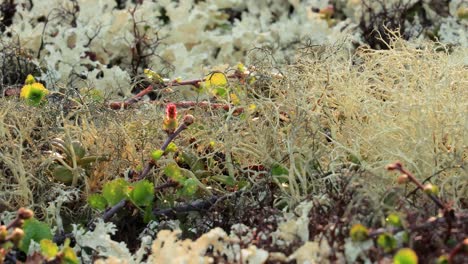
107;85;154;110
386;161;446;210
152;195;219;218
448;238;468;264
137;122;189;181
99;181;180;223
107;72;244;110
151;100;244;115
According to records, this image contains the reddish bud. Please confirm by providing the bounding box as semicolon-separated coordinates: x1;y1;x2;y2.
386;161;402;171
166;103;177;119
396;174;409;184
17;207;34;220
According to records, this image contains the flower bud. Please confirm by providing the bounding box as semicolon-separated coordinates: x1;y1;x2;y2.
0;225;7;241
183;114;194;126
386;161;402;171
423;183;439;195
396;174;409;184
8;228;24;246
163;103;178;134
166;103;177;119
17;207;34;220
25;74;36;85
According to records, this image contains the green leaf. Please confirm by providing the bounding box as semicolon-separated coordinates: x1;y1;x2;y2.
212;87;228;97
151;149;164;161
102;178;129;206
271;163;288;176
144;69;164;84
71;141;86;159
394;248;418;264
348;154;361;164
52;165;74;184
350;224;369;242
129;180;154;207
179;151;205;172
436;255;449;264
85;88;104;103
40;239;59;259
164;163;186;183
165;142;178;153
179;178;198;197
377;233;397;253
237;180;250;189
76;155;108;166
271;164;289;183
143;206;156;223
88;194;108;210
386;213;403;228
20;219;53;253
212;175;236;186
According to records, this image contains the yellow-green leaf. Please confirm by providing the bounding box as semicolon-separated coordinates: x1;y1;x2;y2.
377;233;397;253
129;180;154;207
62;244;79;264
394;248;418;264
144;69;164;84
204;72;228;88
386;213;403;228
151;149;164;161
180;178;198;197
40;239;59;259
102;178;129;206
88;194;108;210
164;163;186;183
165;142;178;153
350;224;369;242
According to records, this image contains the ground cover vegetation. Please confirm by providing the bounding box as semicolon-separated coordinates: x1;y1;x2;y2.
0;0;467;263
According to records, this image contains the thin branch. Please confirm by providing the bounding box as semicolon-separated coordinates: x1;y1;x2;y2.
387;162;446;210
368;212;468;238
153;195;219;218
137;122;189;181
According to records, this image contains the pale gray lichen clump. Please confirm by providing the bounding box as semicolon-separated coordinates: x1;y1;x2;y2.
4;0;466;99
